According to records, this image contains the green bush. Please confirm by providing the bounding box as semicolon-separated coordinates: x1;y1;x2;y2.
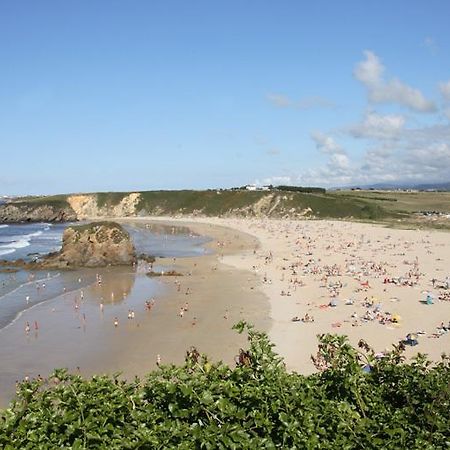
275;185;326;194
1;323;449;448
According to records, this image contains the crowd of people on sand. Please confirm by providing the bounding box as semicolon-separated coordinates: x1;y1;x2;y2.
292;313;315;323
14;217;450;380
237;217;450;356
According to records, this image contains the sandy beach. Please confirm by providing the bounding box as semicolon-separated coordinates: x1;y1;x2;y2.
2;216;450;407
143;216;450;374
0;219;269;407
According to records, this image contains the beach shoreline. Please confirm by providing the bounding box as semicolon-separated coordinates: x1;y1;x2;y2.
128;216;450;374
0;218;270;407
2;215;450;408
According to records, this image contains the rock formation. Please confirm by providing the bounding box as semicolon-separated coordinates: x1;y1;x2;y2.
42;222;136;268
67;193;141;219
0;202;77;223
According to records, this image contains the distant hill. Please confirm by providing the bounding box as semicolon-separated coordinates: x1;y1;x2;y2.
0;189;397;223
338;181;450;192
3;188;450;227
411;182;450;191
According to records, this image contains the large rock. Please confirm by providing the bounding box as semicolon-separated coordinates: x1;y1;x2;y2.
0;202;77;223
43;222;136;268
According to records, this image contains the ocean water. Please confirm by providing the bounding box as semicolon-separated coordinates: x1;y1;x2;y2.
0;222;67;260
124;222;211;258
0;223;70;320
0;222;211;331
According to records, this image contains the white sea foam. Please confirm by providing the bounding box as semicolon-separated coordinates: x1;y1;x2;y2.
0;272;61;302
1;299;50;332
0;225;8;229
28;230;43;238
0;274;86;332
0;230;45;253
1;237;31;250
0;248;15;256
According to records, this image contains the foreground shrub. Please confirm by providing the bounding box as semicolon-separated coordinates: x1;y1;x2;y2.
1;322;449;449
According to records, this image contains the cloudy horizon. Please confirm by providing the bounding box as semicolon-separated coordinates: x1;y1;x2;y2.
1;2;449;196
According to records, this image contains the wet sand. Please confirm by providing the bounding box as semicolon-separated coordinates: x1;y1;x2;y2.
142;217;450;374
0;220;269;407
3;215;449;408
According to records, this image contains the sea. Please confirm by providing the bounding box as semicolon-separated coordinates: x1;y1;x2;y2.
0;221;210;331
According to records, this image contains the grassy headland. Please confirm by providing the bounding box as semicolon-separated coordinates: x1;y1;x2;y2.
4;188;450;228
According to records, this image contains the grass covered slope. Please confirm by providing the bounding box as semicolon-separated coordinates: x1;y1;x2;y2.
99;189;394;219
0;195;77;223
6;188;450;224
334;190;450;214
1;323;449;449
79;189;400;220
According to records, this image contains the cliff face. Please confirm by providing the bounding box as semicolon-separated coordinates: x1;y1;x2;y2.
0;203;77;223
0;192;316;222
0;193;142;223
67;193;141;219
0;190;391;223
43;222;136;268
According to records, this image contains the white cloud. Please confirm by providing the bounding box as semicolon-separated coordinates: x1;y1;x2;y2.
354;50;436;112
265;120;450;187
439;80;450;103
370;79;435;112
297;96;335;109
350;111;405;139
329;153;350;170
404;123;450;146
422;37;437;55
267;93;335;109
266;93;292;108
354;50;383;87
296;166;354;187
309;131;351;181
405;143;450;170
262;51;448;187
360;145;394;174
262;175;293;185
310;131;346;155
266;147;281;156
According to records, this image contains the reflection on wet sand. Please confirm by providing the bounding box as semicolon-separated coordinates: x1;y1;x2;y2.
141;223;198;236
0;221;268;408
87;267;136;305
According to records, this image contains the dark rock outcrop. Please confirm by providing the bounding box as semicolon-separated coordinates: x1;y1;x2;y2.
41;222;136;268
0;203;77;223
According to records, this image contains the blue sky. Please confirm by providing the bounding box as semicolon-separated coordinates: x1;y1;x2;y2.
1;1;450;195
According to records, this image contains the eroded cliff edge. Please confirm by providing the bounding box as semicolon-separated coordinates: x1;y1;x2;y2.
0;201;77;223
0;190;391;222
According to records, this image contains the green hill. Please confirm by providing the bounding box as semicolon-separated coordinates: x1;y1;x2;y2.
3;187;450;227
